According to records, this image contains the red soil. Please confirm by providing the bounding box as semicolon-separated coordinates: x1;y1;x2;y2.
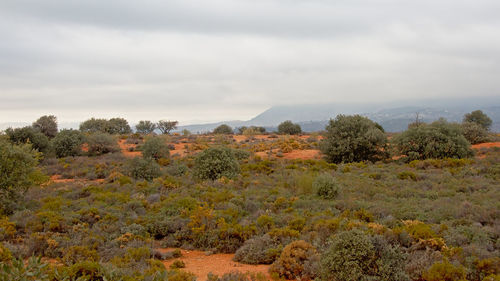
118;139;142;157
170;143;188;157
282;149;321;160
158;248;270;281
471;142;500;149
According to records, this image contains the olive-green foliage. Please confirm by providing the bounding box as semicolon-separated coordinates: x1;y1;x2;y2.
233;234;280;265
32;115;58;138
79;117;131;134
320;115;387;163
320;230;408;281
0;242;12;262
213;124;233;135
52;129;85;158
107;118;132;134
464;110;492;130
269;240;319;280
125;157;162;181
142;137;170;160
157;120;178;135
194;146;239;180
135;120;157;134
422;260;467;281
314;173;340;199
462;122;489;144
237;126;266;134
393;119;473;161
0;140;39;215
86;133;119;156
0;256;49;281
5;126;50;154
277;120;301;135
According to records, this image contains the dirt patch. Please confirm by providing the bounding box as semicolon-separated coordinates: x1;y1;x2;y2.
471;142;500;149
282;149;321;160
118;139;142;158
50;175;105;184
170;143;188;158
158;248;270;281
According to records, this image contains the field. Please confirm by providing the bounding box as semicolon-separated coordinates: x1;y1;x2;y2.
1;132;500;281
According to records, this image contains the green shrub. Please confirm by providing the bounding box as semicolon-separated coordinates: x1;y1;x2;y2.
32;115;58;138
170;259;185;269
125;157;162;181
0;242;12;262
422;260;466;281
142;136;170;160
314;173;340;199
194;146;240;180
462;122;489;144
213;124;233;135
86;133;119;155
320;115;387;163
107;117;132;134
398;171;418;181
80;117;131;134
269;240;319;280
0;256;49;280
135;120;157;134
393;119;473;161
277;121;301;135
233;234;280;265
5;126;50;154
464;110;492;130
52;129;85;158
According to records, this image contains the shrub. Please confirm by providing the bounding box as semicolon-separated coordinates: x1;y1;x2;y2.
314;173;340;199
277;121;301;135
269;240;319;280
142;136;170;160
107;117;131;134
462;122;489;144
170;259;185;269
0;256;49;280
79;118;109;133
125;157;162;181
0;242;12;262
86;133;119;156
135;120;157;134
392;119;473;161
464;110;492;130
52;129;85;158
320;115;387;163
194;146;240;180
5;126;50;154
0;140;39;215
213;124;233;135
422;260;466;281
157;120;178;134
233;235;280;265
32;115;58;138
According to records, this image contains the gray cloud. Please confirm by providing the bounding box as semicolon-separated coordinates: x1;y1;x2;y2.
0;0;499;124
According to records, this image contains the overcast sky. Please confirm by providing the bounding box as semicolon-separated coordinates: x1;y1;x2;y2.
1;0;499;125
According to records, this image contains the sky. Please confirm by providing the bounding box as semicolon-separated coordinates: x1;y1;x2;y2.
0;0;499;125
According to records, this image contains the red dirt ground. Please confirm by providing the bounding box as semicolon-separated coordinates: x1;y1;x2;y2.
118;139;142;157
170;143;188;157
471;142;500;149
282;149;321;160
158;248;270;281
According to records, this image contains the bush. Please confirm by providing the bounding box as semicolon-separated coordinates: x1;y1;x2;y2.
277;121;301;135
233;235;280;265
462;122;489;144
80;117;131;134
157;120;178;134
422;260;466;281
393;119;473;161
314;173;340;199
5;126;50;154
0;140;39;215
135;120;157;134
213;124;233;135
464;110;492;130
52;129;85;158
320;115;387;163
107;118;131;134
86;133;119;156
142;136;170;160
269;240;319;280
170;259;185;269
32;115;58;138
125;157;162;181
194;146;240;180
0;242;12;262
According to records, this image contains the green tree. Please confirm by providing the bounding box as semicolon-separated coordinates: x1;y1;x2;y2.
135;121;157;134
463;110;492;130
194;146;239;180
142;137;170;160
0;140;39;215
107;118;131;134
5;127;50;154
277;121;301;135
393;119;473;161
86;133;119;156
320;115;387;163
461;122;489;144
213;124;233;135
52;129;85;158
79;118;108;133
125;157;162;181
157;120;178;134
32;115;58;138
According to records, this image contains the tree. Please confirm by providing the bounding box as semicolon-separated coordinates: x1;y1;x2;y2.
194;146;239;180
86;133;119;156
463;110;492;130
277;121;301;135
213;124;233;135
52;129;85;158
157;120;178;134
393;119;473;161
142;136;170;160
32;115;58;138
107;118;131;134
320;115;387;163
125;157;162;181
5;127;50;154
461;122;489;144
0;140;39;215
79;118;108;133
135;121;157;134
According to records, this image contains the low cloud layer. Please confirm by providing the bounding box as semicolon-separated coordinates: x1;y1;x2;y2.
1;0;499;124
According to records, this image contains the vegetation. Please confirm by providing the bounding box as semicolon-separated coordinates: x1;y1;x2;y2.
86;132;119;156
33;115;58;138
5;126;50;154
277;120;301;135
314;173;340;199
462;122;489;144
142;136;170;161
52;129;85;158
157;120;178;134
135;120;157;134
320;114;387;163
463;110;492;130
79;117;131;134
213;124;233;135
194;146;240;180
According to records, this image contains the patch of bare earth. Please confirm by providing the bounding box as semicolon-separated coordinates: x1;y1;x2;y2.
282;149;321;160
471;142;500;149
157;248;270;281
49;175;105;184
118;139;142;157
